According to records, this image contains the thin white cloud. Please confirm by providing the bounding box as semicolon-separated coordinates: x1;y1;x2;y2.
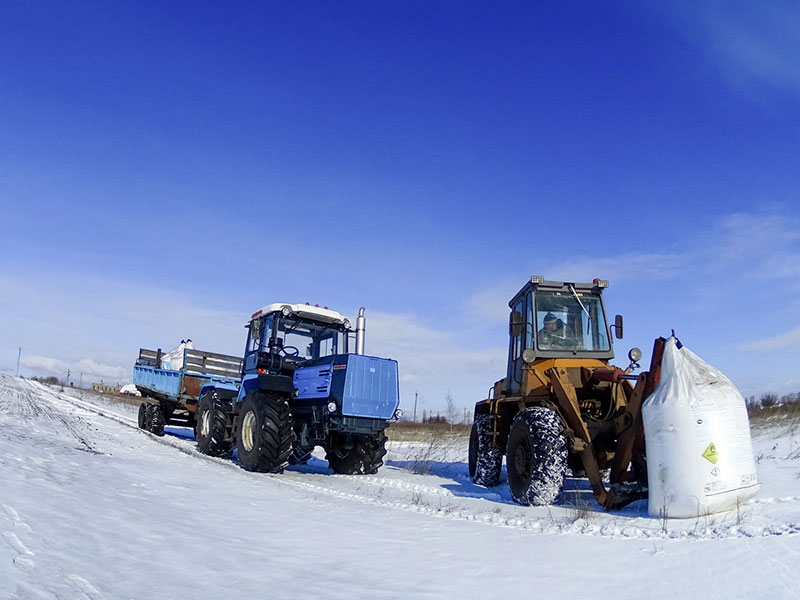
19;355;128;384
74;358;128;382
20;355;70;375
657;2;800;97
737;325;800;353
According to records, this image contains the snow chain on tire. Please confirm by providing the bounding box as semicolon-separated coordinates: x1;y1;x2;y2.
506;407;568;506
469;414;502;487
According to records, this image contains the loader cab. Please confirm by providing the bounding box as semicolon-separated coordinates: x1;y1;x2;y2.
243;303;353;375
506;277;617;395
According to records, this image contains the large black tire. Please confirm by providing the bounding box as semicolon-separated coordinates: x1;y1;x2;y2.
235;392;293;473
326;432;387;475
148;403;165;437
506;407;568;506
468;414;502;487
195;391;235;457
288;443;314;465
137;402;148;429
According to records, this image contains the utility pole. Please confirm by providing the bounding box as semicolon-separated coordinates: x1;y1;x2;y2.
66;369;71;386
413;391;418;423
16;347;21;377
79;372;83;388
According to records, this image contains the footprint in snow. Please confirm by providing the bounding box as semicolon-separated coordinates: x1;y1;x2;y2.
1;503;32;533
3;531;36;572
66;574;106;600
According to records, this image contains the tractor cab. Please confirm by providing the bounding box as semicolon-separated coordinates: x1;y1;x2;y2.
506;277;622;395
243;303;356;376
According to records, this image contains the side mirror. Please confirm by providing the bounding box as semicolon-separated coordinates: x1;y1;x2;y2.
509;311;525;337
614;315;623;339
251;318;263;344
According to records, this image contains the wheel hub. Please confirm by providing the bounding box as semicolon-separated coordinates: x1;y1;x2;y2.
242;411;256;452
514;445;530;475
200;410;211;437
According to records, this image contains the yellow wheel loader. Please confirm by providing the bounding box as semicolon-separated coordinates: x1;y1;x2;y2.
469;276;666;510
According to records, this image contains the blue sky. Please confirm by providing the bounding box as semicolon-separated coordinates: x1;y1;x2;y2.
1;1;799;415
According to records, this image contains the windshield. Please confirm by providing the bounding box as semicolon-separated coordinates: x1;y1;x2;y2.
274;317;346;360
534;291;610;352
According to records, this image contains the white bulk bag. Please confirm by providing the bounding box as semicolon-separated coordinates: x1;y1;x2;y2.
160;339;195;370
642;337;759;518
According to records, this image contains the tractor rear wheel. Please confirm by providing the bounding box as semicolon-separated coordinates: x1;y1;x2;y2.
506;407;567;506
195;391;234;457
326;432;387;475
235;392;293;473
468;414;502;487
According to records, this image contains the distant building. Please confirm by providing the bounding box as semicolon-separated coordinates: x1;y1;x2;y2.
91;383;120;394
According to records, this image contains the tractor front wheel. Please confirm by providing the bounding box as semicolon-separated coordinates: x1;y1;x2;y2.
506;407;567;506
326;432;387;475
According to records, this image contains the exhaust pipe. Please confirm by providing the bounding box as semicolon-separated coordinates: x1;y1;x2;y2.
355;307;366;355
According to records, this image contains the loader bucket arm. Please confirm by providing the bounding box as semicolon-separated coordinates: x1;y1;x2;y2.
551;337;667;510
548;368;609;507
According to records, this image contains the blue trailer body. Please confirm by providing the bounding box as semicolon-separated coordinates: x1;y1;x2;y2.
133;348;242;405
133;364;183;399
134;364;241;402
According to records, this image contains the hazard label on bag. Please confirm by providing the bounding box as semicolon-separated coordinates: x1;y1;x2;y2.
703;442;719;464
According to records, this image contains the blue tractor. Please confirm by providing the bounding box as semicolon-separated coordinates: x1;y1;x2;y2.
195;303;400;475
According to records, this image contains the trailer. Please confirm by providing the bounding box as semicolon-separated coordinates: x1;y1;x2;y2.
133;347;243;435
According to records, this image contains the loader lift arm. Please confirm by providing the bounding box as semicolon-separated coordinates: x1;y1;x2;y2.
549;337;665;509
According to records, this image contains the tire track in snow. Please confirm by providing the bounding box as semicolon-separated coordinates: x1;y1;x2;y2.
4;379;99;453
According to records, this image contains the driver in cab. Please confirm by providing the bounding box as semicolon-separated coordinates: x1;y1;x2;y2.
537;313;575;350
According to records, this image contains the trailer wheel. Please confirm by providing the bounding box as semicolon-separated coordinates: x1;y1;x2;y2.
235;392;293;473
195;391;234;457
137;402;148;429
148;404;165;437
506;407;567;506
468;414;502;487
288;444;314;465
326;432;387;475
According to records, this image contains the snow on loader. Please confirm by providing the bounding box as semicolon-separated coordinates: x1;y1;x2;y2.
469;276;666;510
133;303;401;475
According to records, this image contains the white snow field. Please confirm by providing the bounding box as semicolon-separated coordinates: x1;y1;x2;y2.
2;374;800;599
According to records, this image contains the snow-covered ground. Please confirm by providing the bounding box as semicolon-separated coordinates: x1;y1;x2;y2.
2;373;800;599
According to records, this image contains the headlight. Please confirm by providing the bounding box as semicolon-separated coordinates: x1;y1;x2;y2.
327;401;337;413
393;408;403;420
281;305;293;317
628;347;642;363
342;318;351;329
